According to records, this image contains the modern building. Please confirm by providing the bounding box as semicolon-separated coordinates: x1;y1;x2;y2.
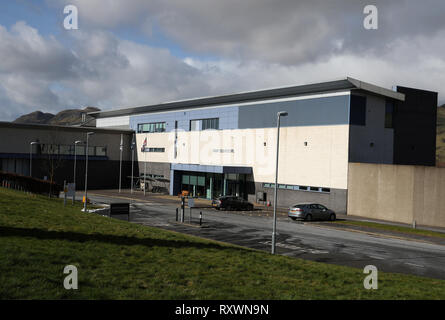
89;77;437;213
0;122;134;190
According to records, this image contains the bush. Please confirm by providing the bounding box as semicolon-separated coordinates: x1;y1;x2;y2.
0;171;62;197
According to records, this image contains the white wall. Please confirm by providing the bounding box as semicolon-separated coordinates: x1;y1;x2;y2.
135;123;350;189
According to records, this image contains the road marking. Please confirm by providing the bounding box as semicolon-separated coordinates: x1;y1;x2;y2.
369;255;385;260
405;262;425;268
259;241;328;254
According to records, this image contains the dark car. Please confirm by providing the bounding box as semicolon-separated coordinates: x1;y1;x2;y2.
288;203;336;221
212;196;254;211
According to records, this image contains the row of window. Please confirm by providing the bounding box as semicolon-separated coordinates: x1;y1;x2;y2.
263;183;331;193
37;144;107;156
137;117;220;134
190;118;219;131
142;147;165;153
137;122;166;133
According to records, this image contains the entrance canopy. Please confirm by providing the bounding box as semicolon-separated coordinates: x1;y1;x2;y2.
171;163;252;174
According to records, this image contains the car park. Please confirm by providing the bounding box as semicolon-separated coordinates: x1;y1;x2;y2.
288;203;336;221
212;196;254;211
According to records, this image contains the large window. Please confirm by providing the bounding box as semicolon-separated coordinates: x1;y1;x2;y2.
190;118;219;131
137;122;166;133
350;95;366;126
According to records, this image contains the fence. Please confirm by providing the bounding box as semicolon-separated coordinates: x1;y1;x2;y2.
0;171;62;197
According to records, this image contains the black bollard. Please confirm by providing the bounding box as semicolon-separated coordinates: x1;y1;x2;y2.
176;208;178;221
199;211;202;226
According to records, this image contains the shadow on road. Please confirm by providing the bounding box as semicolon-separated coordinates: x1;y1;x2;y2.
0;225;247;252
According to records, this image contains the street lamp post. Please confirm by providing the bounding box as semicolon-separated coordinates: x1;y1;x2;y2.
73;140;83;204
29;141;39;177
272;111;288;255
130;133;136;194
83;132;95;212
119;134;123;193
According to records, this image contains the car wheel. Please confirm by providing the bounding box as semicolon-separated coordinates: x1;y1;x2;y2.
290;217;297;221
226;205;231;211
329;213;336;221
247;204;254;211
216;207;220;211
305;214;312;221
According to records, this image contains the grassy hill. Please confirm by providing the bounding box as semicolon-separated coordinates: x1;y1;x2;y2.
1;187;445;299
13;106;100;126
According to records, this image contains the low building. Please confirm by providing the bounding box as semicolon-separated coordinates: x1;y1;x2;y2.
0;122;134;190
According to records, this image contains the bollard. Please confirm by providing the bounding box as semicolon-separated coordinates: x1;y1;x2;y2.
176;208;178;222
199;211;202;226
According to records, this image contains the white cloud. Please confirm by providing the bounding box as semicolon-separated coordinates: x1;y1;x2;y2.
1;0;445;122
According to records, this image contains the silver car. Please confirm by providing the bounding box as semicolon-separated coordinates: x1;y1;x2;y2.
288;203;336;221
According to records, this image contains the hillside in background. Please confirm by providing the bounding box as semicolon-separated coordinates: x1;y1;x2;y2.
13;107;100;126
436;105;445;165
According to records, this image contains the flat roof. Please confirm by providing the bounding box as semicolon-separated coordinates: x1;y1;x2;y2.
0;121;134;134
89;77;406;119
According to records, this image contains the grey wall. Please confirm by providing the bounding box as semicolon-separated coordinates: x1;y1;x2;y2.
248;182;347;214
348;92;394;164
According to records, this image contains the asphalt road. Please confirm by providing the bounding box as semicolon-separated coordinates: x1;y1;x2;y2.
87;193;445;280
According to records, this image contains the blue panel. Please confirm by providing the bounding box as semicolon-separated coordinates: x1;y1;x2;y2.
238;95;350;129
129;106;239;132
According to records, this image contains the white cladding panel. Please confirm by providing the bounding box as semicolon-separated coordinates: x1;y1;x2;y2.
136;124;349;189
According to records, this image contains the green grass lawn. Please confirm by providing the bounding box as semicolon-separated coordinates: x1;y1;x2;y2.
332;220;445;240
1;188;445;299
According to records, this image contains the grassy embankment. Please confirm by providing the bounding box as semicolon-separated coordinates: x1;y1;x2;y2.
1;187;444;299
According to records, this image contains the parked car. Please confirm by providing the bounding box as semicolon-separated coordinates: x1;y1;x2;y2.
288;203;336;221
212;196;254;211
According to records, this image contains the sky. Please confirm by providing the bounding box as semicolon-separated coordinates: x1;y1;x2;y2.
0;0;444;121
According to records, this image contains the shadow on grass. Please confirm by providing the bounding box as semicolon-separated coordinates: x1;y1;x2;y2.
0;226;246;252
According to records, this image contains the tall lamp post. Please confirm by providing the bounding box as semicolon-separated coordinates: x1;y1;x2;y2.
119;134;123;193
73;140;83;204
29;141;39;177
130;133;136;194
272;111;288;255
83;132;95;212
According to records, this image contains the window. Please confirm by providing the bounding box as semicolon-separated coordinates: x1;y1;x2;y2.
190;118;219;131
137;122;166;133
350;95;366;126
59;145;73;155
202;118;219;130
262;184;330;193
385;99;395;128
75;145;85;156
147;147;165;152
190;120;200;131
96;146;107;156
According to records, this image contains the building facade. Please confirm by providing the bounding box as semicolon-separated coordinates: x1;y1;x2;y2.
0;122;134;190
91;78;435;212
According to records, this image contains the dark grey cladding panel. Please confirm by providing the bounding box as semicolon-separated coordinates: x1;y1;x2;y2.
238;94;350;129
